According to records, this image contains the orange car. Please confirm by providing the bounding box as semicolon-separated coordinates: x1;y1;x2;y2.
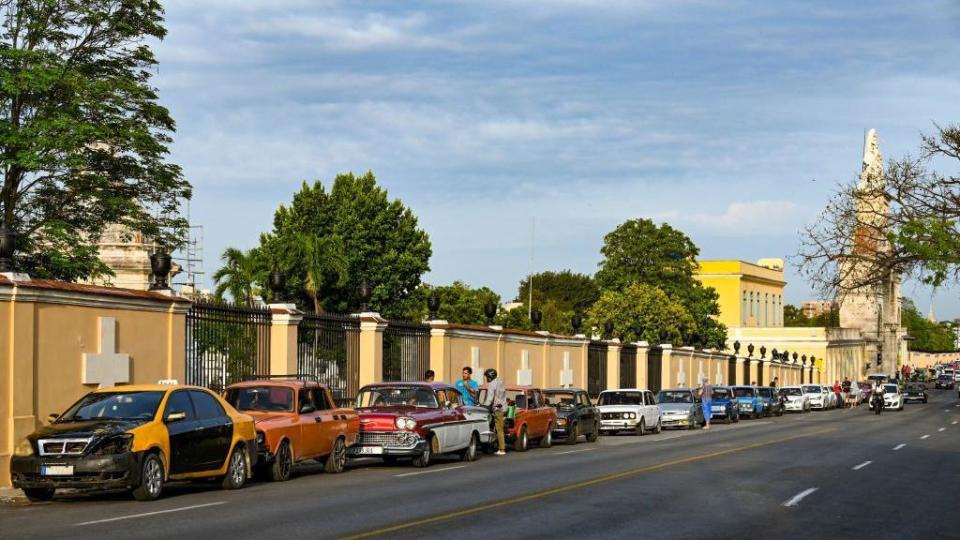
480;385;558;451
224;377;358;481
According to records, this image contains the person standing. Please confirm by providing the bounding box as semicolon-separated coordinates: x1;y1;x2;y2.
698;376;714;430
770;377;779;388
423;370;435;382
455;366;480;406
482;368;508;455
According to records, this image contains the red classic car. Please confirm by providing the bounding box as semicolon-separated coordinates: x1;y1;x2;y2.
224;377;359;481
348;382;493;467
481;385;558;451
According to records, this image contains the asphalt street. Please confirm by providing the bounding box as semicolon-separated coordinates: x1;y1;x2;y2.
1;389;958;540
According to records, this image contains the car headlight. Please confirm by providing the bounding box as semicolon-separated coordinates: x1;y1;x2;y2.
556;418;567;426
629;412;637;419
92;434;134;456
395;417;416;430
14;438;33;457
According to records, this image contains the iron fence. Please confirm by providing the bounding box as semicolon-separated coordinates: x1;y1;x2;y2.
620;344;637;388
383;319;431;382
185;301;271;391
587;341;608;397
647;347;663;393
298;313;360;405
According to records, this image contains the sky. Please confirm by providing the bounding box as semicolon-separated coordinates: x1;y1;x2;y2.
152;0;960;317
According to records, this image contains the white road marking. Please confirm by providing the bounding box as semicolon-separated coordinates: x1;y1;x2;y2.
893;444;906;451
852;461;872;471
555;448;598;455
75;502;226;526
394;465;467;478
938;427;946;432
921;435;930;440
782;488;818;507
953;421;958;425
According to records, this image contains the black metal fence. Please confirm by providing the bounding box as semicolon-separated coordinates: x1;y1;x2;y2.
647;346;663;393
728;356;738;386
587;341;608;397
298;313;360;405
383;320;431;382
620;344;637;389
185;301;271;391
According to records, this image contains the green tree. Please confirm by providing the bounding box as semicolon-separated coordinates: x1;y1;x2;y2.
0;1;190;280
403;281;500;325
212;247;264;306
517;270;599;314
586;283;695;345
299;233;348;313
783;304;807;326
902;299;956;352
241;172;431;317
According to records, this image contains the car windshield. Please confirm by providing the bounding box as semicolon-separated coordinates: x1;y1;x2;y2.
802;386;821;394
733;388;755;398
356;386;438;408
758;388;772;398
544;392;577;407
711;388;730;400
657;391;693;404
884;385;898;394
598;392;642;406
225;386;294;413
58;391;165;422
780;387;802;397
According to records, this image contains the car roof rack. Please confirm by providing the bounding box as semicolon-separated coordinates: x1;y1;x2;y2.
243;374;320;384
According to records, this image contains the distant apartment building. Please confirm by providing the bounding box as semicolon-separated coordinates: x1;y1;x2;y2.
801;300;837;319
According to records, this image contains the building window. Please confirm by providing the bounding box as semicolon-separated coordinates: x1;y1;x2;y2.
778;295;783;327
749;292;754;320
764;293;769;326
742;291;747;325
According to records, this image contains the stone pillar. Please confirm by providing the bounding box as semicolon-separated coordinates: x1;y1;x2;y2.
2;298;38;488
660;344;673;391
269;303;302;377
636;342;649;389
606;339;621;390
358;313;387;387
428;320;450;382
747;357;760;385
735;356;746;385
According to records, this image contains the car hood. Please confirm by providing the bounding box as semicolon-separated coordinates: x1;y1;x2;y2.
28;418;144;443
551;406;578;420
249;413;294;426
659;403;695;414
357;406;438;431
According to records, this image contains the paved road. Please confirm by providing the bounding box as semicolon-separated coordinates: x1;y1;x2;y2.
2;390;958;540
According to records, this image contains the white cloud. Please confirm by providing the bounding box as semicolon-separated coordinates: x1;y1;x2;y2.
687;200;800;235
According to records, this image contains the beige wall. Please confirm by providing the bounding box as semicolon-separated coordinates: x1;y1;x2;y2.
1;278;189;487
908;351;960;371
728;326;864;383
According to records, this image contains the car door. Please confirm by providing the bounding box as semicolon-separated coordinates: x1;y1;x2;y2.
296;387;321;459
164;390;201;474
645;391;659;427
189;390;233;471
577;392;593;431
432;389;458;453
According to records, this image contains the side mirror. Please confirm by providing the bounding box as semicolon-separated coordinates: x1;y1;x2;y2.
300;404;316;414
47;413;59;423
165;411;187;423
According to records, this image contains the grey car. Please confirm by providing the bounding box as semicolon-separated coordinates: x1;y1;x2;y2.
655;388;704;430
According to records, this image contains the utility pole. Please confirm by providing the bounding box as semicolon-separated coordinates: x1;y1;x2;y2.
528;217;535;319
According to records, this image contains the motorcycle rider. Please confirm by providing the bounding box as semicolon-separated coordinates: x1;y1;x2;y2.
482;368;508;455
871;379;885;413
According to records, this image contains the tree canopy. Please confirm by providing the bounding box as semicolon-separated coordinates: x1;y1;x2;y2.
0;0;190;280
586;283;694;344
402;281;500;325
901;299;956;352
517;270;599;314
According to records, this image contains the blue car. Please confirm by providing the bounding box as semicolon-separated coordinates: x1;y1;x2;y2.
732;386;764;419
707;386;740;424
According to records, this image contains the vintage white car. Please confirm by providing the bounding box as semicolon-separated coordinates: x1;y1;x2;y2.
596;389;661;436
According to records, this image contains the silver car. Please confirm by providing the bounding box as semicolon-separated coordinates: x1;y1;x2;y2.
655;388;704;430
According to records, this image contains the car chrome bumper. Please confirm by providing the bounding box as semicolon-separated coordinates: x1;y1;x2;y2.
599;420;638;430
661;418;692;427
11;452;141;490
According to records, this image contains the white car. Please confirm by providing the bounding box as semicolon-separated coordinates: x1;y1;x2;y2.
803;385;826;410
779;386;810;413
597;389;661;436
822;386;839;409
875;383;904;411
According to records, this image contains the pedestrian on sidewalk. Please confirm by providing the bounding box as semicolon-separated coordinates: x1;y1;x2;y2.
455;366;480;406
698;376;713;430
424;370;435;382
482;368;508;455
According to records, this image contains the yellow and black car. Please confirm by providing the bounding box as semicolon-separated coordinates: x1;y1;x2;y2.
11;384;257;502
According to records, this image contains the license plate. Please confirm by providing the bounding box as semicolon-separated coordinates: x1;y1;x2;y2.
42;465;73;476
351;446;383;455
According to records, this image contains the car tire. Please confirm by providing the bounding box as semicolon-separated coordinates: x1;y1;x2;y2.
23;487;55;503
566;423;579;445
586;425;599;442
636;418;646;436
515;426;529;452
132;453;164;501
324;437;347;473
653;419;662;434
460;433;479;462
413;436;434;467
271;440;294;482
221;445;248;490
539;426;553;448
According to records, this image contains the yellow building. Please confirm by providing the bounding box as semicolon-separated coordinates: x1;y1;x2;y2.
694;259;786;329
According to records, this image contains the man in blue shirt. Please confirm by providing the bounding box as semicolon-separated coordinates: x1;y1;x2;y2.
455;366;480;406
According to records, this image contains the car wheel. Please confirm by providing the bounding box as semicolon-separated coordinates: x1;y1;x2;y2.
221;445;248;490
515;426;529;452
271;440;294;482
460;433;479;462
586;424;599;442
566;423;579;445
324;437;347;473
132;453;164;501
654;419;662;434
636;418;646;436
23;487;55;503
413;436;433;467
539;426;553;448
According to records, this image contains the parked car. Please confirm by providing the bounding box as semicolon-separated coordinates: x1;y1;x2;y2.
934;375;955;390
902;382;928;404
11;383;257;502
597;389;662;435
821;385;838;409
706;387;740;424
779;386;810;413
350;382;492;467
656;388;704;430
803;385;827;410
757;387;784;416
224;377;359;481
497;386;558;451
732;386;764;419
543;388;599;444
858;382;873;404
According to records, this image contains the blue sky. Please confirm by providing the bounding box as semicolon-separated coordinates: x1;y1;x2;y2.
153;0;960;317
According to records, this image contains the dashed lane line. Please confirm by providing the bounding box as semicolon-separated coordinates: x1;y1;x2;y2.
953;421;958;425
921;435;930;440
893;444;906;451
938;428;946;432
852;461;872;471
782;488;818;508
75;502;227;526
394;465;467;478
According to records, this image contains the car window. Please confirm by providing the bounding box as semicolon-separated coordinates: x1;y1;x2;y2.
314;388;333;410
598;392;642;405
298;389;315;411
164;390;196;419
645;392;656;405
527;391;541;408
579;393;592;406
190;390;226;419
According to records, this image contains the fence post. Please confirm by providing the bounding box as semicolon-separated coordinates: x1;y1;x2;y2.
660;344;673;390
429;320;449;382
606;339;621;390
359;313;387;387
269;303;302;376
636;341;649;389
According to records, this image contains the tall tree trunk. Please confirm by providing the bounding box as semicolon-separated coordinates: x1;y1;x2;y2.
313;294;324;314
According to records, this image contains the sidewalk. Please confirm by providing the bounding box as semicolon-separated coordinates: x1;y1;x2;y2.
0;486;27;505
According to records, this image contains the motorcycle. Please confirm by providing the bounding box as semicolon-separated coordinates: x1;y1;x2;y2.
870;393;884;415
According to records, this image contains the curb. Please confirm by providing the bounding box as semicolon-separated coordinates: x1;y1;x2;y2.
0;487;28;505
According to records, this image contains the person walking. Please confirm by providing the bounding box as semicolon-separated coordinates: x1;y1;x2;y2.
455;366;480;406
770;377;779;389
698;376;714;430
482;368;508;455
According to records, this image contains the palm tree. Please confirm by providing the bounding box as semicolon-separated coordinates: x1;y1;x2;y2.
299;234;348;313
212;247;263;305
